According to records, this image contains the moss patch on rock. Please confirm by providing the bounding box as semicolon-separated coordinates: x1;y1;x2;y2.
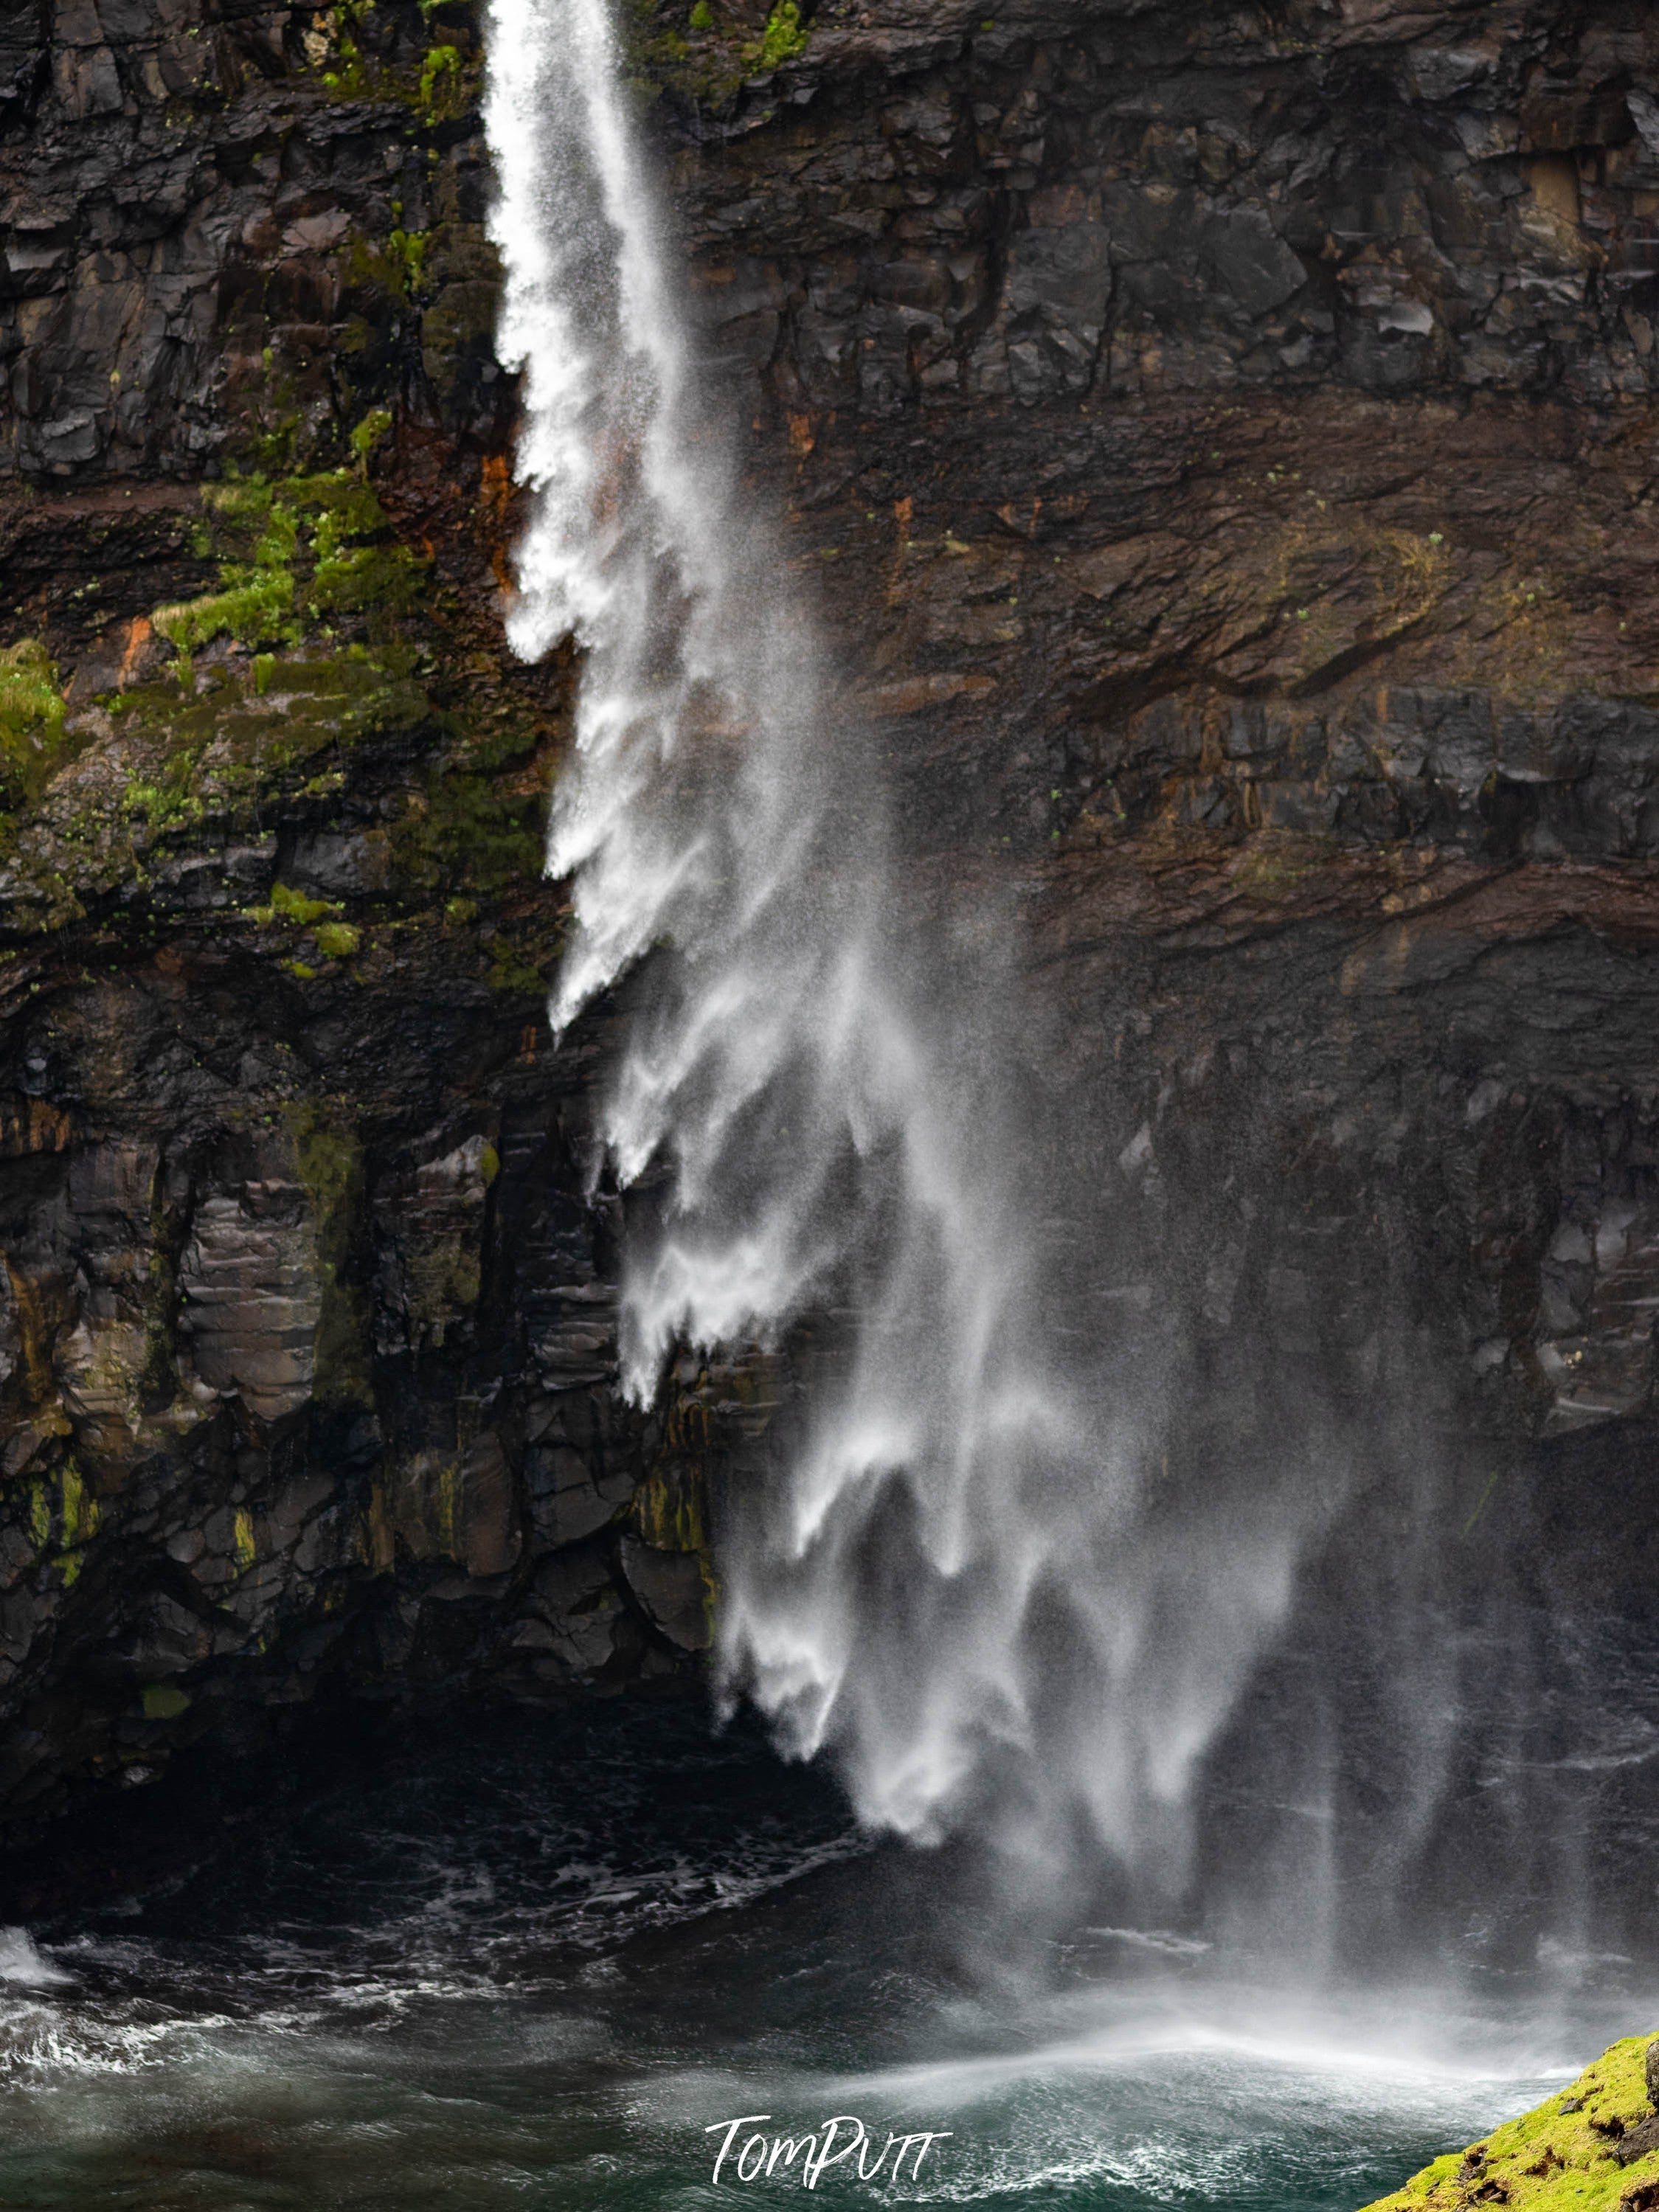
0;642;69;808
284;1103;372;1408
1360;2034;1659;2211
152;466;426;680
622;0;810;111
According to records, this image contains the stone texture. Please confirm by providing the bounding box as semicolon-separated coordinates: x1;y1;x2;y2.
0;0;1658;1835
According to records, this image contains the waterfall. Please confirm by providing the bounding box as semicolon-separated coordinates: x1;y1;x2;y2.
482;0;1361;1907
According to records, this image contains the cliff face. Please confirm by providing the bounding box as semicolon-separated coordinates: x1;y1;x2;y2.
1;0;1658;1834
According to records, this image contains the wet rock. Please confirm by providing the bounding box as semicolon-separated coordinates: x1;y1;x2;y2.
1617;2113;1659;2166
619;1535;712;1654
177;1182;323;1425
2;0;1659;1845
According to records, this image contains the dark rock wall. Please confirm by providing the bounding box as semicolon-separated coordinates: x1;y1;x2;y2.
676;0;1659;416
1;0;1658;1831
0;0;500;483
676;0;1659;1466
0;0;728;1836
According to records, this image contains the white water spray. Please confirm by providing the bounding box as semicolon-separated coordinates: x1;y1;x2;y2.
482;0;1348;1894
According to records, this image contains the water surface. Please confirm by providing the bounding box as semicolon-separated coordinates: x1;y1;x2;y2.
0;1695;1638;2211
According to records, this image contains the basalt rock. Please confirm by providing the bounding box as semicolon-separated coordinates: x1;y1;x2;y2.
1;0;1659;1831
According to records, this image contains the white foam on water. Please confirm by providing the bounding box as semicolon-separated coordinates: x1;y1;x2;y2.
640;1994;1575;2212
0;1927;72;1988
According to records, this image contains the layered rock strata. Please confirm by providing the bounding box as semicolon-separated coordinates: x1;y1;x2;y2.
0;0;1657;1828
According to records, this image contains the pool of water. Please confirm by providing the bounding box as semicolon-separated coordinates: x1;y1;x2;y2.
0;1696;1642;2212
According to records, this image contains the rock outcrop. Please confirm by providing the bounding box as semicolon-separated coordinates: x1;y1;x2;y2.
1;0;1659;1831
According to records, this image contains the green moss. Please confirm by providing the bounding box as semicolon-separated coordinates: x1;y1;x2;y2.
309;17;479;121
59;1460;98;1549
310;541;422;619
259;881;342;928
0;640;69;808
151;458;428;685
623;0;749;103
488;927;553;995
633;1465;707;1555
308;0;376;96
751;0;806;67
634;1417;720;1641
99;654;425;874
22;1460;103;1587
203;479;275;528
153;569;297;669
392;753;545;901
313;920;361;960
349;407;393;471
419;41;463;111
284;1103;372;1407
141;1683;190;1721
1361;2034;1659;2211
391;226;429;298
0;423;553;963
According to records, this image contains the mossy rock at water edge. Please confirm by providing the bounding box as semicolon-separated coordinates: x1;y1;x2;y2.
1360;2035;1659;2211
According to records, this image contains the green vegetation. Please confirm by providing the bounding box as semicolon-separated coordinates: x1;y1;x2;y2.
153;571;295;678
419;41;463;112
0;641;67;809
247;887;359;961
258;882;342;928
1361;2034;1659;2211
150;463;426;682
310;0;377;94
392;713;547;903
103;649;428;862
58;1460;98;1550
317;5;370;92
350;408;393;471
625;0;808;105
284;1103;372;1406
751;0;806;69
0;366;564;1069
297;0;479;123
385;222;429;299
487;926;553;995
26;1459;103;1589
313;920;361;960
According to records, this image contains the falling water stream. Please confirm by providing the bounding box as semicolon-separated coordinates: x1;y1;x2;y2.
482;0;1367;1904
1;2;1657;2204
